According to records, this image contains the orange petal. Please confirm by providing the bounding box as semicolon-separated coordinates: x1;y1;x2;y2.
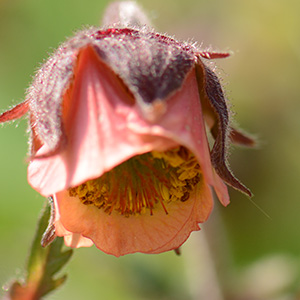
53;196;94;248
54;177;213;256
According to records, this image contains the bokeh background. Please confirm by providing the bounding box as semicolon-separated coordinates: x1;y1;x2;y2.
0;0;299;299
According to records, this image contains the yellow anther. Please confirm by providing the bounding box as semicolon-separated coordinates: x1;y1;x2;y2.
157;183;170;202
178;169;199;181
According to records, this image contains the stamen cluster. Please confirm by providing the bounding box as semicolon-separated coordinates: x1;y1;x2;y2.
69;146;202;217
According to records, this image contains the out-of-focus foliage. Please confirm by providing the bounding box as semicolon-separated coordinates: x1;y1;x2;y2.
1;0;300;299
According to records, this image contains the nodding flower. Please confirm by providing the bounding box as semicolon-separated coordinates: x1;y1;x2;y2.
0;2;254;257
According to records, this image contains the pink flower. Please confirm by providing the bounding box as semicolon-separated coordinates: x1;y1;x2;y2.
0;25;253;256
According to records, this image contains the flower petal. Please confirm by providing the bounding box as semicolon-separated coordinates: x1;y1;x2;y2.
28;45;228;204
54;177;213;256
28;46;177;196
53;196;94;248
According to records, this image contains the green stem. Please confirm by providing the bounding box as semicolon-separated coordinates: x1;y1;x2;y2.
5;200;73;300
183;209;232;299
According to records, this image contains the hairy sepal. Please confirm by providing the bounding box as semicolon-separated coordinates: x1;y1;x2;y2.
26;27;197;156
195;56;252;197
0;100;29;123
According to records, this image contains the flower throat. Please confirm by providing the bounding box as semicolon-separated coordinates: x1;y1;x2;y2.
68;146;202;216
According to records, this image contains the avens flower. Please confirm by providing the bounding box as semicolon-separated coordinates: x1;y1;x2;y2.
0;3;254;256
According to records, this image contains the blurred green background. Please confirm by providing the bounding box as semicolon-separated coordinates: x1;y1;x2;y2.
0;0;299;299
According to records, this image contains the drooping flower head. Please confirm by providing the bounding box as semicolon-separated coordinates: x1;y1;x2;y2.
0;2;254;256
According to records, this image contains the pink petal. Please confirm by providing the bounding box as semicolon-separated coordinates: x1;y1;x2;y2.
213;171;230;206
28;45;228;203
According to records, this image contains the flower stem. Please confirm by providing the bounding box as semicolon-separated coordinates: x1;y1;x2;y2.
4;201;73;300
183;209;231;300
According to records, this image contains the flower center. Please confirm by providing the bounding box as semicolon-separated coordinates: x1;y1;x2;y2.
68;146;202;216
